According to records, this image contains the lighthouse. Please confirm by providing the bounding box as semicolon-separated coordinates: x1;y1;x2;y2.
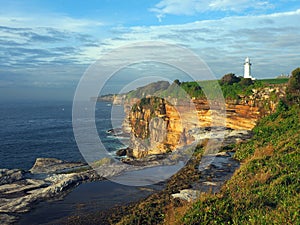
244;57;255;80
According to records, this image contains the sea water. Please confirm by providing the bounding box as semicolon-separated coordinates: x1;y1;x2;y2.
0;101;165;224
0;101;126;169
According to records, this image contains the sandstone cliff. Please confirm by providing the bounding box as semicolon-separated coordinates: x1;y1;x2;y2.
123;85;286;158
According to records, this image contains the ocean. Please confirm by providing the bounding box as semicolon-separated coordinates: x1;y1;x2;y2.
0;101;126;170
0;101;166;224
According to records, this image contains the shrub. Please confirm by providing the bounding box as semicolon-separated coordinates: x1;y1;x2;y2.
286;67;300;104
239;78;254;86
220;73;241;85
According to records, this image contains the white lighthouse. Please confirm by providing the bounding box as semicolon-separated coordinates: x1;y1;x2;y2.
244;57;255;80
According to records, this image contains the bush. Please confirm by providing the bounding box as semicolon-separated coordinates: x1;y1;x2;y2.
239;78;254;86
220;73;241;85
286;67;300;104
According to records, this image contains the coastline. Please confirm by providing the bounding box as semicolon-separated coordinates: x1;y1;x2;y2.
0;158;102;225
0;127;252;225
58;141;241;224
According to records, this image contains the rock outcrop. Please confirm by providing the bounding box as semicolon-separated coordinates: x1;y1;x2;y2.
124;97;194;158
0;158;104;225
29;158;85;174
0;169;25;185
122;85;286;158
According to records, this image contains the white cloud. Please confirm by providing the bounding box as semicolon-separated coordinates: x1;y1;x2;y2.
1;6;299;90
150;0;275;20
0;12;106;68
102;9;300;78
0;14;103;32
150;0;208;21
208;0;273;11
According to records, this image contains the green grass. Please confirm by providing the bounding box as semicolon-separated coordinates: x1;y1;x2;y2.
259;78;289;84
125;78;288;102
182;103;300;225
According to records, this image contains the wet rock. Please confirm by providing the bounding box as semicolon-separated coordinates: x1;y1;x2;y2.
0;179;46;195
0;158;105;224
116;148;128;157
107;128;122;135
0;170;101;215
30;158;86;174
0;169;25;185
0;214;17;225
94;163;128;178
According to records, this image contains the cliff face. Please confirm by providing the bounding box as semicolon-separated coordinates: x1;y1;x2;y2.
123;85;286;158
125;97;191;158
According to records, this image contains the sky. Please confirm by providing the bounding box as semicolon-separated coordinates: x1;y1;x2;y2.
0;0;300;101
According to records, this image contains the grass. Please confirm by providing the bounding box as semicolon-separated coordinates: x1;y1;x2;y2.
182;103;300;225
259;78;289;85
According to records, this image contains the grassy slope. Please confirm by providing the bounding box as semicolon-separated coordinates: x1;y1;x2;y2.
182;103;300;224
260;78;289;84
162;79;287;100
125;78;288;101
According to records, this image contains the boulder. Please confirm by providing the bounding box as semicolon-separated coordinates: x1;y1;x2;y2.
116;148;128;157
171;189;201;202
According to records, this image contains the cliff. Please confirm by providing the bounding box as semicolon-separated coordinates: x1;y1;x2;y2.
122;84;286;159
91;94;126;105
125;97;192;158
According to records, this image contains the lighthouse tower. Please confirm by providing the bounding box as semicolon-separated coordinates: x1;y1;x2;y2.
244;57;251;78
244;57;255;80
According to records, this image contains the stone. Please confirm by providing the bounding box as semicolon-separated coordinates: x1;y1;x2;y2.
30;158;86;174
0;169;25;185
0;179;46;195
202;181;218;186
116;148;128;157
90;158;114;168
171;189;201;202
0;214;17;225
0;158;105;224
215;152;231;157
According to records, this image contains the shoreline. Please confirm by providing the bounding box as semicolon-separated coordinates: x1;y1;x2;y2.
0;159;102;225
57;146;241;224
0;127;252;225
18;179;166;225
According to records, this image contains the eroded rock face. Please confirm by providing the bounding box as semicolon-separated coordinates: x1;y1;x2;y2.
125;97;193;158
123;85;286;158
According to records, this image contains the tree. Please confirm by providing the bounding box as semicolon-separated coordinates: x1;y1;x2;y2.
173;79;181;86
286;67;300;104
239;78;253;86
220;73;241;85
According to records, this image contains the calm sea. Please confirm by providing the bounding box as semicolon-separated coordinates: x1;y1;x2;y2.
0;101;126;170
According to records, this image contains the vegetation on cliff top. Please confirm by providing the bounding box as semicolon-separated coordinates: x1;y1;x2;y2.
125;73;288;102
182;69;300;225
112;69;298;224
183;104;299;224
88;70;296;225
126;81;170;99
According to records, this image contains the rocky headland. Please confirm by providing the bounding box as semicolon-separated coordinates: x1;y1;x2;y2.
120;84;286;159
1;80;288;224
0;128;253;225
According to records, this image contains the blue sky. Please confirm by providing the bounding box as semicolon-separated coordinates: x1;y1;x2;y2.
0;0;300;101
